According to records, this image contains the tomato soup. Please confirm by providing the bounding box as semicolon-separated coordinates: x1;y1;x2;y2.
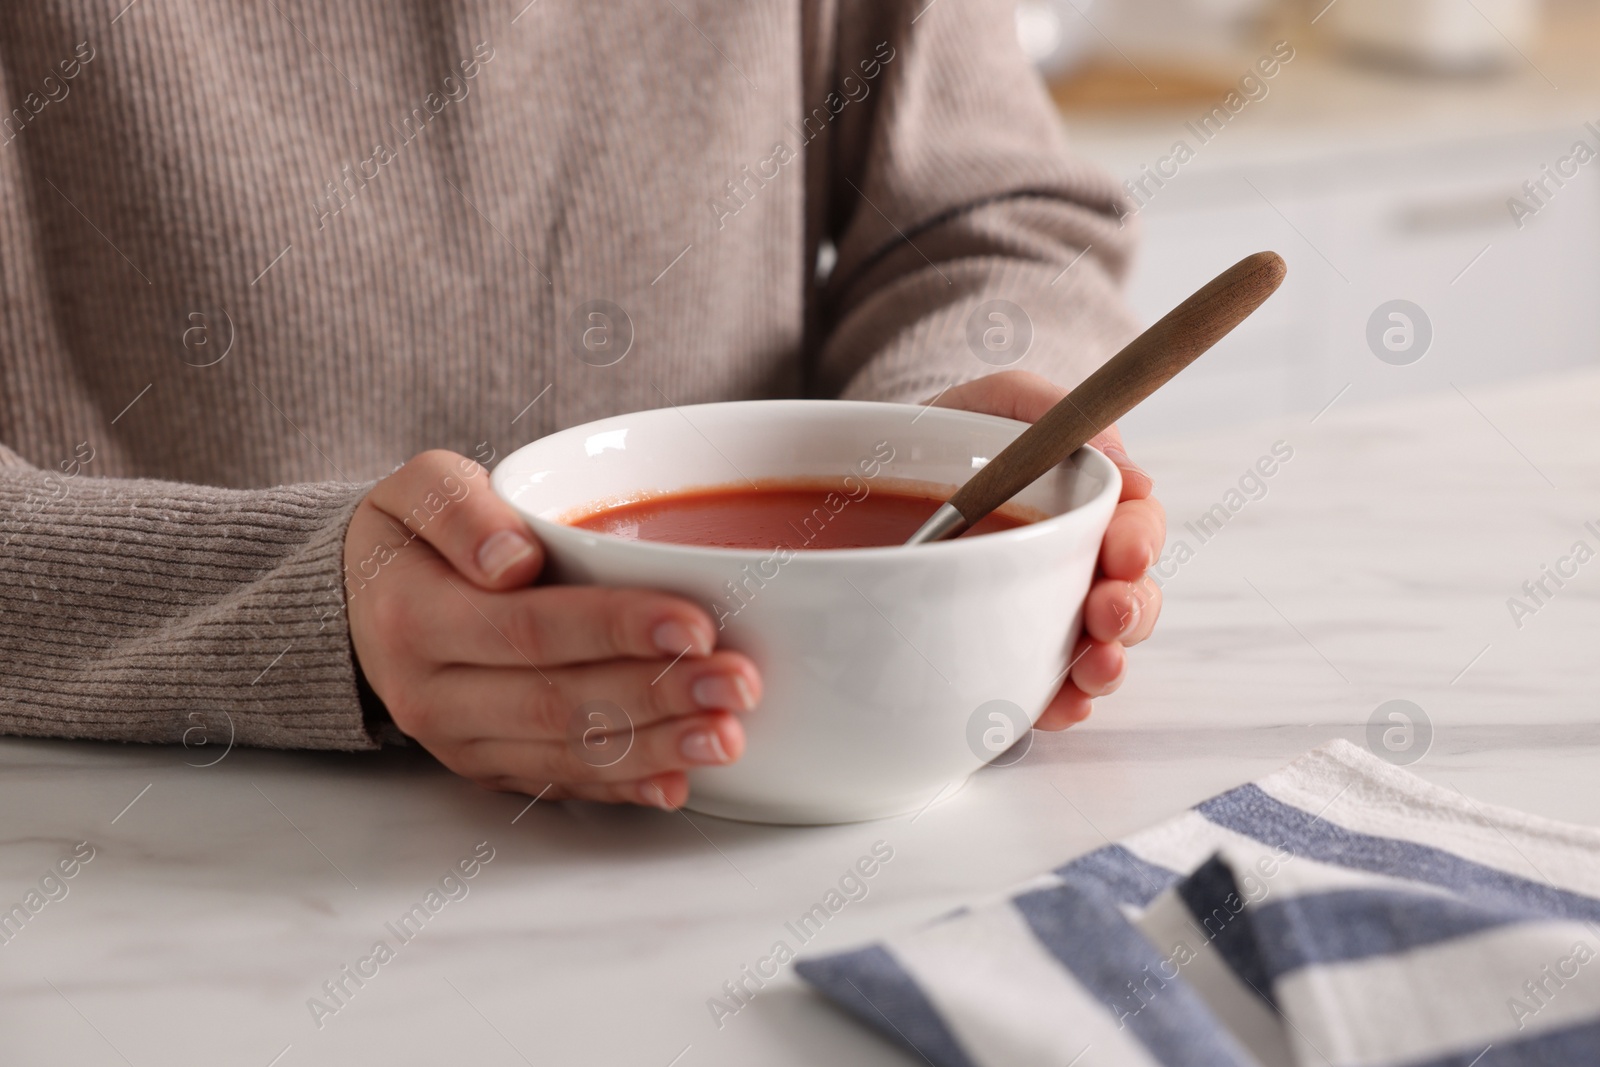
567;481;1033;550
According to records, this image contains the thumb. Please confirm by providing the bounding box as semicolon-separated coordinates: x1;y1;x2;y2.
364;450;545;590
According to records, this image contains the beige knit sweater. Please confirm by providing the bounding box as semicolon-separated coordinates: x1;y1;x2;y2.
0;1;1137;751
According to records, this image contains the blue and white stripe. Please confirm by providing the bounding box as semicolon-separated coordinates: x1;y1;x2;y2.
796;741;1600;1067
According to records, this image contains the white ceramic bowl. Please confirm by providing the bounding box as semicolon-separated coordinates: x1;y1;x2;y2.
492;400;1119;824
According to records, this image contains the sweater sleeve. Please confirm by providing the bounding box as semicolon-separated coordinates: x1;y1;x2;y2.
809;0;1141;404
0;444;378;751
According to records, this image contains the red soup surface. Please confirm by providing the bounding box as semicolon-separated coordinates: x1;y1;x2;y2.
568;481;1035;550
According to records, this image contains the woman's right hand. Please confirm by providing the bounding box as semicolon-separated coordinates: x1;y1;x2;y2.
343;450;760;809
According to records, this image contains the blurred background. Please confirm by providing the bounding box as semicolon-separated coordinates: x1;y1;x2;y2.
1015;0;1599;441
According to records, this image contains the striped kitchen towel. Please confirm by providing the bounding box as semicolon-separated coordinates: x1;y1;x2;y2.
796;740;1600;1067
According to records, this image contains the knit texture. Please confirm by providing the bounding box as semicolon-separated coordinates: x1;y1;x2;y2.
0;0;1138;751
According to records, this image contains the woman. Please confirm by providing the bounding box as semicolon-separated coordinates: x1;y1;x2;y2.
0;0;1163;808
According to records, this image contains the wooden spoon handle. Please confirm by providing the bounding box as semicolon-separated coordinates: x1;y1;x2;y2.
941;250;1287;535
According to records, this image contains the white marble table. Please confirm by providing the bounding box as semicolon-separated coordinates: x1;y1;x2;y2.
4;370;1599;1067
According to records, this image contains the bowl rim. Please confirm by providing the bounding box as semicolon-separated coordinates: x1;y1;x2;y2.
491;399;1122;563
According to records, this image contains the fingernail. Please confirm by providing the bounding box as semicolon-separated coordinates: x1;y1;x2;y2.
638;781;676;809
1102;445;1147;478
477;529;535;579
1118;595;1142;639
692;673;756;712
680;728;731;765
1104;658;1129;694
653;620;709;657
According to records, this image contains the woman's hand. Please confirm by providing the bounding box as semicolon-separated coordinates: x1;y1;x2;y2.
933;371;1165;729
344;450;761;808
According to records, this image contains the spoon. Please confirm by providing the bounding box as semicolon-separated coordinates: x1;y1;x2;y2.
906;250;1288;545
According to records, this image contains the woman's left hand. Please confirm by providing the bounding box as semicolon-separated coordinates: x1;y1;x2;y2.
933;370;1165;729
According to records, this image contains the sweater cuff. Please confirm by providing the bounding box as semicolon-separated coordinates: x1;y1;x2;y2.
0;475;381;751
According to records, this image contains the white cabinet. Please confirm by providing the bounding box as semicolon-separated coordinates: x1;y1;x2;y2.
1099;126;1600;441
